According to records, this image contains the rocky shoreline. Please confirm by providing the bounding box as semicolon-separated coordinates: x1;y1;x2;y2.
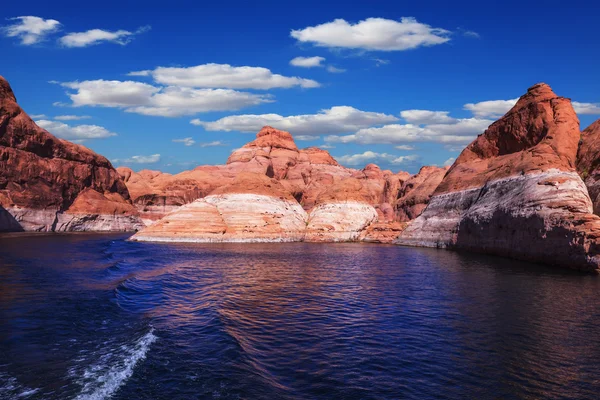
2;75;600;271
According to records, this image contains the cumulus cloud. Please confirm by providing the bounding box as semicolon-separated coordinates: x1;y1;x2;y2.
291;17;451;51
114;154;161;164
2;16;61;45
290;56;325;68
128;63;319;90
54;115;91;121
59;79;271;117
30;114;47;119
573;102;600;115
463;98;518;118
36;119;116;141
400;110;457;124
336;151;419;166
172;137;195;146
395;145;415;150
326;118;492;145
295;135;319;141
59;26;149;48
191;106;397;135
464;98;600;118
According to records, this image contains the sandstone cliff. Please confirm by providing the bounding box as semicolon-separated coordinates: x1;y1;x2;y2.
577;119;600;214
396;83;600;272
0;76;142;232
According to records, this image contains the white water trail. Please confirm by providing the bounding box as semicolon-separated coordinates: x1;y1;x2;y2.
73;328;157;400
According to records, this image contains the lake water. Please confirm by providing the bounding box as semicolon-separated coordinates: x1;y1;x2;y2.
1;233;599;399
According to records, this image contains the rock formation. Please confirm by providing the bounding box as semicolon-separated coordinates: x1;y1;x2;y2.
130;173;308;242
125;126;438;243
305;178;380;242
397;83;600;272
395;166;448;222
0;76;142;232
577;119;600;214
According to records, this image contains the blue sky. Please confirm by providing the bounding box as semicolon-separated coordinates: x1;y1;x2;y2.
2;0;600;174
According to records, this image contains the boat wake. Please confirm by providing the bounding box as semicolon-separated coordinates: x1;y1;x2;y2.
71;328;157;400
0;370;40;399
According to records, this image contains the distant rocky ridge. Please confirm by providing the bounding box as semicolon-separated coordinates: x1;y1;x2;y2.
128;126;433;243
0;76;142;232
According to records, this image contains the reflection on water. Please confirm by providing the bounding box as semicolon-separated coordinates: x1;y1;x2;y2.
0;233;599;399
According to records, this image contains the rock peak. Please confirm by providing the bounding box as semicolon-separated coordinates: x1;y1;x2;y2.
246;126;298;151
0;76;17;102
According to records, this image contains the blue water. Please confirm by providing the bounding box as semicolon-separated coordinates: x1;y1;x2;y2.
1;233;599;399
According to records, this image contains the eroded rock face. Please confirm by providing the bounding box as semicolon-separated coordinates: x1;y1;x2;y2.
305;178;379;242
395;166;448;222
397;83;600;272
131;173;308;242
121;127;414;228
577;119;600;214
0;76;142;232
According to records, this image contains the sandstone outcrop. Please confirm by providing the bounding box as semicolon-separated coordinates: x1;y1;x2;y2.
577;119;600;214
395;166;448;222
0;76;142;232
120;127;416;227
131;173;308;242
397;83;600;272
305;178;379;242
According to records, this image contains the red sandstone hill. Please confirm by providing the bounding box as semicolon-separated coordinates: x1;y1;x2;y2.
119;126;428;229
0;76;141;232
577;119;600;214
398;83;600;272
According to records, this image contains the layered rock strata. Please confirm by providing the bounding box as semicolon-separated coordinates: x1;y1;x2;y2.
396;83;600;272
577;119;600;214
0;76;142;232
131;173;308;242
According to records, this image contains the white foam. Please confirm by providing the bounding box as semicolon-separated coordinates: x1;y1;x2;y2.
73;328;157;400
0;371;40;399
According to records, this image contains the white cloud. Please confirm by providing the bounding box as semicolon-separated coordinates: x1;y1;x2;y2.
461;29;480;38
326;66;346;73
191;106;397;135
61;80;159;107
463;98;518;118
114;154;161;164
373;58;390;66
173;137;195;146
30;114;47;119
395;145;415;150
2;16;61;45
59;79;271;117
443;157;456;166
573;102;600;115
36;119;116;140
320;144;335;149
336;151;418;166
290;56;325;68
464;98;600;118
400;110;457;124
54;115;91;121
199;141;228;148
59;26;149;48
295;135;319;141
126;70;151;77
291;17;450;51
326;118;492;145
131;63;319;90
